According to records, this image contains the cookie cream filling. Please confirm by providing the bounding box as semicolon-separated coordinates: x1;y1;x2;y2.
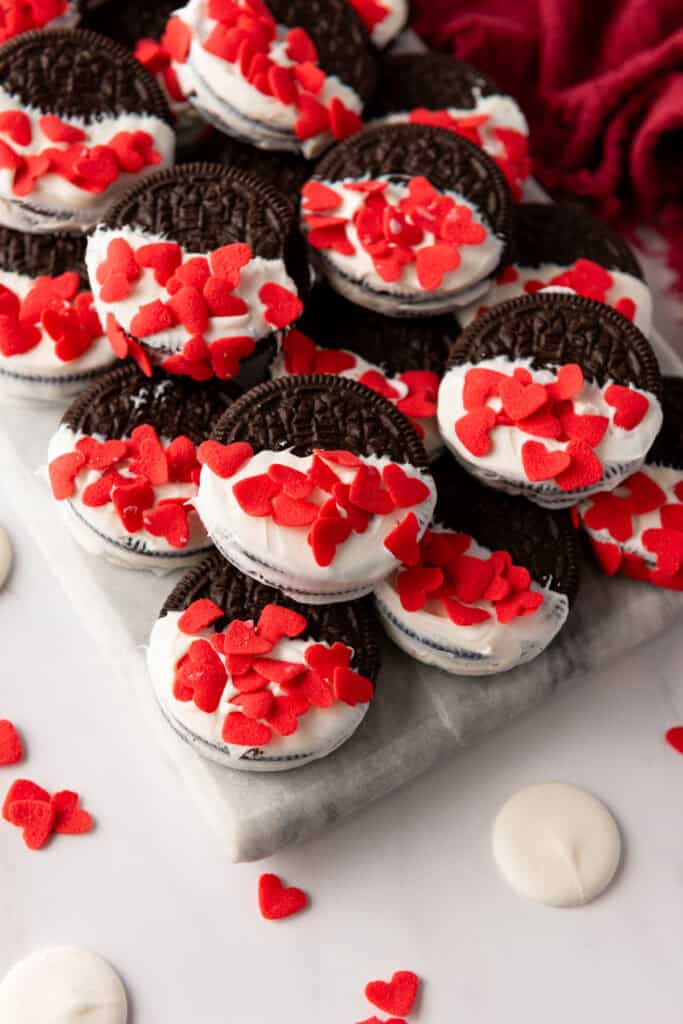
86;224;298;354
0;87;175;232
458;261;653;336
304;176;504;316
172;0;362;158
148;611;369;770
269;345;443;458
0;269;114;401
195;448;437;603
375;533;569;676
47;424;212;571
438;354;663;509
350;0;409;48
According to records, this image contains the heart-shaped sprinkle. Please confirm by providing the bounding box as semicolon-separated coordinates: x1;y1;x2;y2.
0;720;22;765
295;93;330;139
583;492;633;542
463;367;506;411
522;441;572;481
202;277;249;318
198;440;253;478
349;464;394;515
642;527;683;576
555;439;603;491
230;690;274;720
545;363;584;403
230;669;269;693
112;480;155;532
314;348;357;374
135;241;182;286
162;15;192;61
304;641;352;680
267;463;313;500
664;726;683;756
450;553;497;603
557;403;609;448
591;539;624;575
272;492;318;527
498;377;548;421
259;282;303;329
144;503;190;547
333;666;374;706
365;971;420;1017
167;285;209;335
75;437;127;471
233;473;281;517
0;110;31;145
7;800;56;850
454;407;496;457
51;790;93;835
252;658;307;685
496;589;544;623
329;97;362;140
131;431;169;486
223;620;273;656
308;515;353;566
129;299;176;338
256;604;307;644
266;696;303;736
174;639;227;712
384;512;421;566
309;453;340;493
316;448;362;468
382;463;431;508
604;384;650;430
440;595;491;626
415;242;460;290
48;451;85;500
282;328;316;373
178;599;224;635
222;712;272;747
301;181;342;212
397;567;444;611
258;872;308;920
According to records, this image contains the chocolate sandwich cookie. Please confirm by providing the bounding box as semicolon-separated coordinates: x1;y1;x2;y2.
148;551;380;770
166;0;376;158
0;28;175;233
438;292;663;509
47;361;240;570
0;1;81;45
577;376;683;591
207;133;310;207
84;0;207;151
302;123;514;318
459;202;653;336
85;162;307;382
375;455;580;675
195;375;437;603
271;282;455;457
0;226;114;400
347;0;408;49
370;53;530;200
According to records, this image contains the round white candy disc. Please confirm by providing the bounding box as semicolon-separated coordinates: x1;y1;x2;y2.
0;947;127;1023
492;782;622;907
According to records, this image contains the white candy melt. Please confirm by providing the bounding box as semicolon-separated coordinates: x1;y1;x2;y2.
0;524;12;589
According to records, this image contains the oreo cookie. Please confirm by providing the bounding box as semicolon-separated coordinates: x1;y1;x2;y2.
0;226;115;400
577;376;683;591
85;162;307;382
271;282;455;457
0;28;174;233
347;0;408;49
84;0;207;150
438;292;663;509
46;361;240;570
167;0;376;158
375;454;580;675
148;552;381;770
194;375;437;603
370;53;530;200
206;133;311;207
302;123;514;317
459;202;653;336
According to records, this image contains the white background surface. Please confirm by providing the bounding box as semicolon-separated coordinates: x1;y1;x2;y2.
1;249;682;1022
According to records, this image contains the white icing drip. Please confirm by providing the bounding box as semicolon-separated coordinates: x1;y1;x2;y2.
374;533;569;675
85;224;297;353
0;86;175;232
148;610;368;769
305;175;504;316
173;0;362;157
194;448;437;603
47;424;211;572
492;783;622;907
437;353;663;508
0;947;128;1024
457;262;653;337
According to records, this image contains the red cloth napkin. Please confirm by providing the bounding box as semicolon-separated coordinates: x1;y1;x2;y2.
412;0;683;294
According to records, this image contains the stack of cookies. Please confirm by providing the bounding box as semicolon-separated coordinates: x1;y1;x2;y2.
0;0;671;771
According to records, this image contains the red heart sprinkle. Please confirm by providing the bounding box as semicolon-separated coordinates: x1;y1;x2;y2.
162;15;192;62
555;439;603;492
365;971;420;1017
48;451;85;500
450;553;497;603
454;407;496;457
282;328;316;373
293;60;325;93
642;527;683;576
266;695;304;735
210;243;252;284
308;453;340;493
304;641;352;680
496;589;544;623
397;567;444;611
349;464;394;515
167;285;209;334
135;242;182;286
233;473;281;516
231;690;274;720
259;282;303;329
314;348;357;374
132;433;169;486
332;483;372;533
210;335;255;380
382;463;431;508
178;599;224;635
198;440;253;478
111;480;155;532
317;448;362;468
222;712;272;747
258;873;308;920
272;492;318;527
172;257;211;292
522;441;571;482
301;181;341;212
267;463;313;499
174;639;227;711
252;658;307;685
661;504;683;532
165;436;199;483
463;367;507;411
624;471;667;514
75;437;127;471
329;97;362;140
583;492;633;541
614;297;636;321
268;64;297;105
333;666;374;706
358;369;399;400
384;512;421;566
415;242;460;290
203;277;249;317
7;800;56;850
308;515;353;566
0;316;40;356
557;403;609;448
664;726;683;756
604;384;650;430
81;470;124;508
440;595;491;625
129;300;176;338
0;110;31;145
591;539;623;575
51;790;93;835
295;93;329;140
545;363;584;403
256;604;307;644
223;620;273;656
2;780;49;823
231;670;269;694
0;720;22;765
285;25;317;61
143;503;191;547
284;668;334;707
498;376;548;421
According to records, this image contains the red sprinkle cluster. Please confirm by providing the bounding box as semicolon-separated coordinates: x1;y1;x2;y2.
0;110;161;197
479;259;638;321
173;599;374;747
0;0;68;43
165;0;362;143
97;236;302;379
281;328;440;440
302;176;488;289
395;528;543;625
200;441;431;567
0;271;102;362
581;469;683;590
408;108;530;201
48;425;203;549
134;37;186;105
3;778;92;851
455;362;650;490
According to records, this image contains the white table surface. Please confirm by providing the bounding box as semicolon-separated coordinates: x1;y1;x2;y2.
1;248;682;1023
